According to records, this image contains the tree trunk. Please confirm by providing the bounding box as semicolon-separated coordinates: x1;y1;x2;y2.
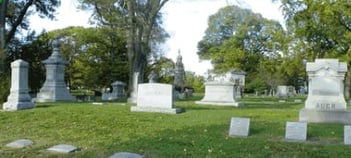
0;0;8;73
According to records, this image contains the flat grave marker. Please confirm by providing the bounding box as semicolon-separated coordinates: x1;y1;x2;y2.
229;117;250;137
6;139;33;148
344;125;351;145
47;144;79;153
285;121;307;141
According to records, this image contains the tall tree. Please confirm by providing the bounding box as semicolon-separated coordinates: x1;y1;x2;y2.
0;0;60;73
279;0;351;97
79;0;169;95
198;5;286;91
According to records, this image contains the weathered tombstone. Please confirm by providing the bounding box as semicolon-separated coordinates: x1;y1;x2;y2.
109;81;126;100
3;59;34;111
47;144;79;153
148;71;158;83
6;139;33;148
36;40;74;102
276;85;296;98
127;72;139;103
229;117;250;137
299;59;351;124
344;125;351;145
195;81;243;107
231;70;246;98
130;83;182;114
285;121;307;141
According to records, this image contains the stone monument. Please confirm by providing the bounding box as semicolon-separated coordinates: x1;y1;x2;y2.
276;85;296;98
3;59;34;111
174;50;186;88
104;81;126;100
299;59;351;124
231;70;246;98
127;72;139;103
130;83;182;114
36;40;74;102
195;81;243;107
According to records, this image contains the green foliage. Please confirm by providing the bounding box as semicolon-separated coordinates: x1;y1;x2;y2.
185;71;205;93
147;57;175;84
1;96;351;157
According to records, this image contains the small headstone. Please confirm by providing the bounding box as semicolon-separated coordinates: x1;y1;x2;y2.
229;117;250;137
92;102;103;105
294;99;302;103
6;139;33;148
109;152;142;158
285;121;307;141
47;144;79;153
344;125;351;145
279;100;286;103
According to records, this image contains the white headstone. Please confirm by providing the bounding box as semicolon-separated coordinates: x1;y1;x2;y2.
47;144;78;153
285;121;307;141
6;139;33;148
229;117;250;137
299;59;351;124
36;40;74;102
3;59;34;111
344;125;351;145
128;72;139;103
130;83;182;114
195;81;243;107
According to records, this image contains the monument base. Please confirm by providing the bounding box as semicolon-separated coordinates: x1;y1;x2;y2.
3;101;34;111
130;106;183;114
195;101;243;107
299;108;351;124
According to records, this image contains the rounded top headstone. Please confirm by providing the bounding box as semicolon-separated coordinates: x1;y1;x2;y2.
112;81;126;86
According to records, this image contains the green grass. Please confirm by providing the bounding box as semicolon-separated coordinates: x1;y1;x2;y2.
0;94;351;157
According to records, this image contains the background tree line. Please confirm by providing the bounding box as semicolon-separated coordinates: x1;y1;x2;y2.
1;0;351;102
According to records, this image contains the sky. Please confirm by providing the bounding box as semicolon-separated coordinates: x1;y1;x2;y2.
30;0;284;76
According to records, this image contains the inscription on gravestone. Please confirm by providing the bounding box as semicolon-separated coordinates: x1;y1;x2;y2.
285;122;307;141
229;117;250;137
344;126;351;145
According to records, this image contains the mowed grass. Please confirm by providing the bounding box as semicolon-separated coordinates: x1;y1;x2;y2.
0;94;351;157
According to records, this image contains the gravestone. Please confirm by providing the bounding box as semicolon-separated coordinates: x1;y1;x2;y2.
231;70;246;98
299;59;351;124
36;40;74;102
285;121;307;141
276;85;296;98
174;50;186;88
3;59;34;111
195;81;243;107
345;126;351;145
47;144;79;153
130;83;182;114
127;72;139;103
229;117;250;137
109;81;126;100
6;139;33;148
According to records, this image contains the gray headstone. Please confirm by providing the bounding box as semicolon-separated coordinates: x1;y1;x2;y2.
109;152;142;158
6;139;33;148
285;122;307;141
294;99;302;103
229;117;250;137
47;144;78;153
344;125;351;145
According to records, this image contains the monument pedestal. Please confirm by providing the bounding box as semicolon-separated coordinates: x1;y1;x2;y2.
299;108;351;124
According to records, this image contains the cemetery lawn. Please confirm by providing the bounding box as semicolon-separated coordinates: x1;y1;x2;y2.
1;94;351;157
